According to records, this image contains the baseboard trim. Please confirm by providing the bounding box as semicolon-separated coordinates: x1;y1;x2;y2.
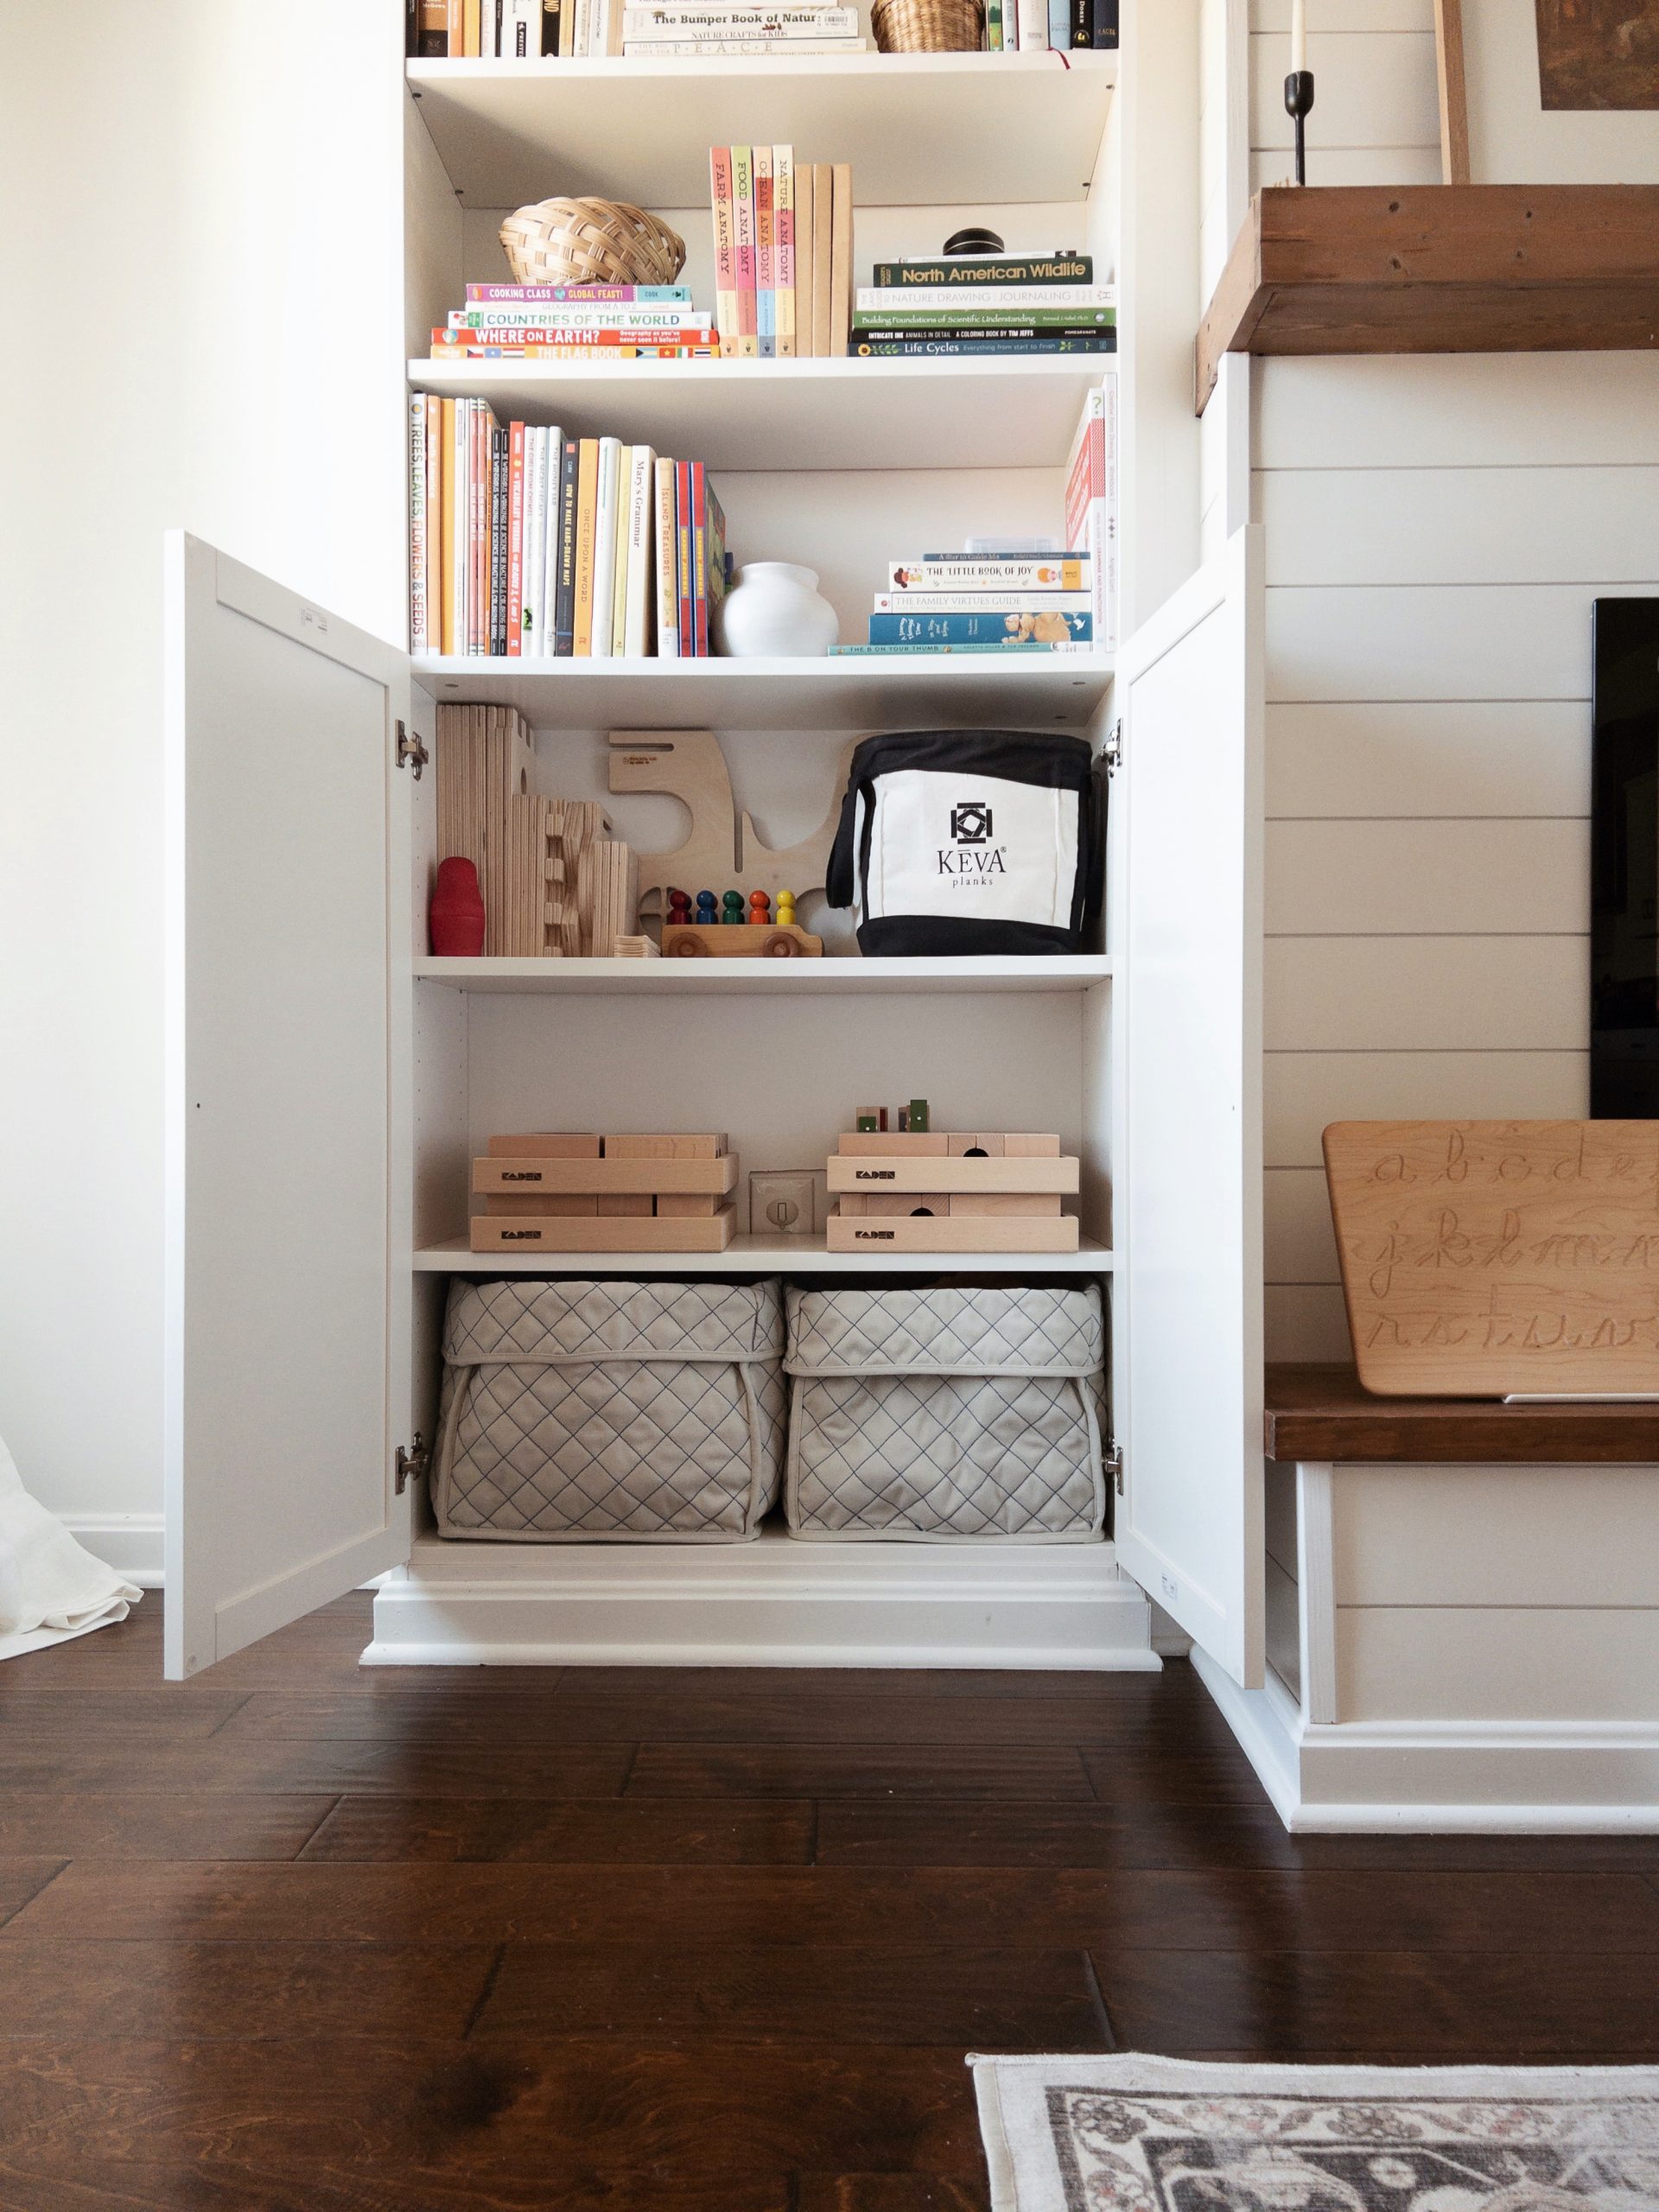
1190;1645;1303;1827
59;1515;164;1589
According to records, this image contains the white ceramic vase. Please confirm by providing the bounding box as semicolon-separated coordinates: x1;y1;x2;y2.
715;562;839;658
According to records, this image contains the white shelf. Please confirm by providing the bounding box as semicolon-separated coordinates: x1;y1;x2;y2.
415;1231;1114;1273
411;651;1114;729
406;53;1118;208
413;954;1113;993
411;356;1114;473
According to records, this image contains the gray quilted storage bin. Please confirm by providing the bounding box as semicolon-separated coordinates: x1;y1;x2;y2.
784;1284;1106;1542
435;1277;785;1542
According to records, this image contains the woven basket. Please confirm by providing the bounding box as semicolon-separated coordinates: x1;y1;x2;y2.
872;0;983;49
499;198;687;288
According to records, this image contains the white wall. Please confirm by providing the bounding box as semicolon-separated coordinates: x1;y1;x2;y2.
0;4;404;1553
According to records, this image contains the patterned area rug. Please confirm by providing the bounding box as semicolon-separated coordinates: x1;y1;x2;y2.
970;2053;1659;2212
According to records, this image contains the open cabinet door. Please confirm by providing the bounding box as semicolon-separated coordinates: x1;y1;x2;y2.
163;535;413;1678
1114;524;1266;1687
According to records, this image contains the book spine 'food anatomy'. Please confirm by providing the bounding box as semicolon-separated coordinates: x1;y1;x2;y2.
732;145;758;358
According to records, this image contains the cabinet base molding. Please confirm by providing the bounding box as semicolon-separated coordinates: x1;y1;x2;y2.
365;1529;1159;1669
1193;1648;1659;1833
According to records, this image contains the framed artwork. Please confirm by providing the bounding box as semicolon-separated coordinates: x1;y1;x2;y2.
1535;0;1659;111
1590;598;1659;1120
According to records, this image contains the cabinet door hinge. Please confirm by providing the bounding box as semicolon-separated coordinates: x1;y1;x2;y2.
395;1434;430;1494
1105;1438;1124;1495
1103;721;1123;777
395;721;429;780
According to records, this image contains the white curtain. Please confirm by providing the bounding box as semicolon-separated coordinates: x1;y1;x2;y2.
0;1432;142;1661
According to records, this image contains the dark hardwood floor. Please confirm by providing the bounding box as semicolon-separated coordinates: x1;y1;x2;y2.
0;1595;1655;2212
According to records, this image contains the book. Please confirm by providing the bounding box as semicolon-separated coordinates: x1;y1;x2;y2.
857;283;1113;312
704;474;728;648
464;0;481;52
431;343;719;359
409;395;429;653
448;305;715;327
439;397;457;654
623;34;866;45
523;423;545;657
793;163;815;359
674;461;694;656
754;144;775;360
1017;0;1048;46
416;0;450;53
986;0;1002;50
491;423;510;656
653;455;679;657
506;418;525;657
465;283;693;302
852;302;1115;325
541;426;564;655
573;437;599;655
869;255;1093;287
1091;0;1116;43
1070;0;1088;42
854;337;1116;355
830;163;852;358
447;0;465;50
810;163;832;358
591;435;622;660
502;0;541;50
554;435;579;654
1065;377;1118;653
869;609;1092;645
887;556;1088;589
624;2;857;22
709;149;737;354
773;145;796;359
623;444;655;658
829;641;1094;655
1046;0;1067;49
855;325;1113;344
471;403;490;652
732;146;758;358
424;395;442;654
873;590;1092;614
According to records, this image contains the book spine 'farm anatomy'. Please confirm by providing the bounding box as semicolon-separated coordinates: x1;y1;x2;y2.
710;148;737;353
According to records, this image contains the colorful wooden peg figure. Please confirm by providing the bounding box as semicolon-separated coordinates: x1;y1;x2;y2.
776;889;798;929
721;890;745;925
695;890;718;925
667;887;693;926
748;890;771;925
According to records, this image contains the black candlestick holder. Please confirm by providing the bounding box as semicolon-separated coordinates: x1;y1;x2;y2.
1283;69;1314;185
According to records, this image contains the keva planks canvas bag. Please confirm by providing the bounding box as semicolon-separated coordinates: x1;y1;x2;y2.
825;729;1107;956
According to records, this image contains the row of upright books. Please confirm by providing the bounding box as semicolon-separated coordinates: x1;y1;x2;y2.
984;0;1116;47
709;148;854;359
830;377;1117;655
429;283;719;359
409;399;728;657
409;0;867;53
851;248;1114;358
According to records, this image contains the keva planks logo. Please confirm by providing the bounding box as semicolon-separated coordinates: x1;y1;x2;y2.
940;796;1006;883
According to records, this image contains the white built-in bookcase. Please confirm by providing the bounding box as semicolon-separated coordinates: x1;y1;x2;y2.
163;9;1268;1683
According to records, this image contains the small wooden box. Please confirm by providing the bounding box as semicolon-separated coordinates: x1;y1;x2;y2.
474;1154;741;1198
836;1133;950;1157
949;1192;1063;1216
603;1133;728;1159
486;1133;602;1157
826;1155;1078;1196
825;1209;1079;1254
469;1206;737;1253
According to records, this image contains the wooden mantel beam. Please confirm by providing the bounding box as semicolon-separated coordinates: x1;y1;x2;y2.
1195;182;1659;414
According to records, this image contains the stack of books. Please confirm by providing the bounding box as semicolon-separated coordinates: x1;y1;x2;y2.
1065;377;1119;654
830;552;1097;657
982;0;1116;47
411;0;550;53
626;3;868;53
429;283;719;359
709;147;853;358
851;251;1116;358
409;401;728;658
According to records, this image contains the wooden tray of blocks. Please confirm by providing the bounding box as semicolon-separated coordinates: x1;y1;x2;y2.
469;1134;738;1251
825;1132;1081;1253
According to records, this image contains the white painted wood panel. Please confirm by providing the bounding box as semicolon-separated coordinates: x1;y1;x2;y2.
1266;1554;1302;1700
1266;819;1588;935
1265;936;1587;1049
1265;1458;1300;1575
1266;1283;1353;1360
1265;585;1652;702
1255;356;1659;472
1253;0;1431;29
1268;702;1590;820
1337;1607;1659;1723
1264;1050;1588;1166
1259;468;1659;588
1264;1165;1338;1282
1250;32;1437;147
1332;1466;1659;1607
1250;149;1440;188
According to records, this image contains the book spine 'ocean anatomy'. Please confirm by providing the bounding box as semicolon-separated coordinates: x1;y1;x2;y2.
855;337;1116;355
654;454;679;657
408;395;429;653
869;256;1093;288
732;146;758;358
857;284;1113;313
873;590;1092;615
773;145;796;358
870;609;1092;645
466;284;692;303
887;557;1088;590
710;148;737;353
754;144;775;359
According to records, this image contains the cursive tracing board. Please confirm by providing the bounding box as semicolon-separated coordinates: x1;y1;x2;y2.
1323;1120;1659;1398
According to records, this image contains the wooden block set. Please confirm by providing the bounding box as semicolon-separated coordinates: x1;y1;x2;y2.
469;1133;738;1251
826;1132;1082;1253
435;703;639;957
